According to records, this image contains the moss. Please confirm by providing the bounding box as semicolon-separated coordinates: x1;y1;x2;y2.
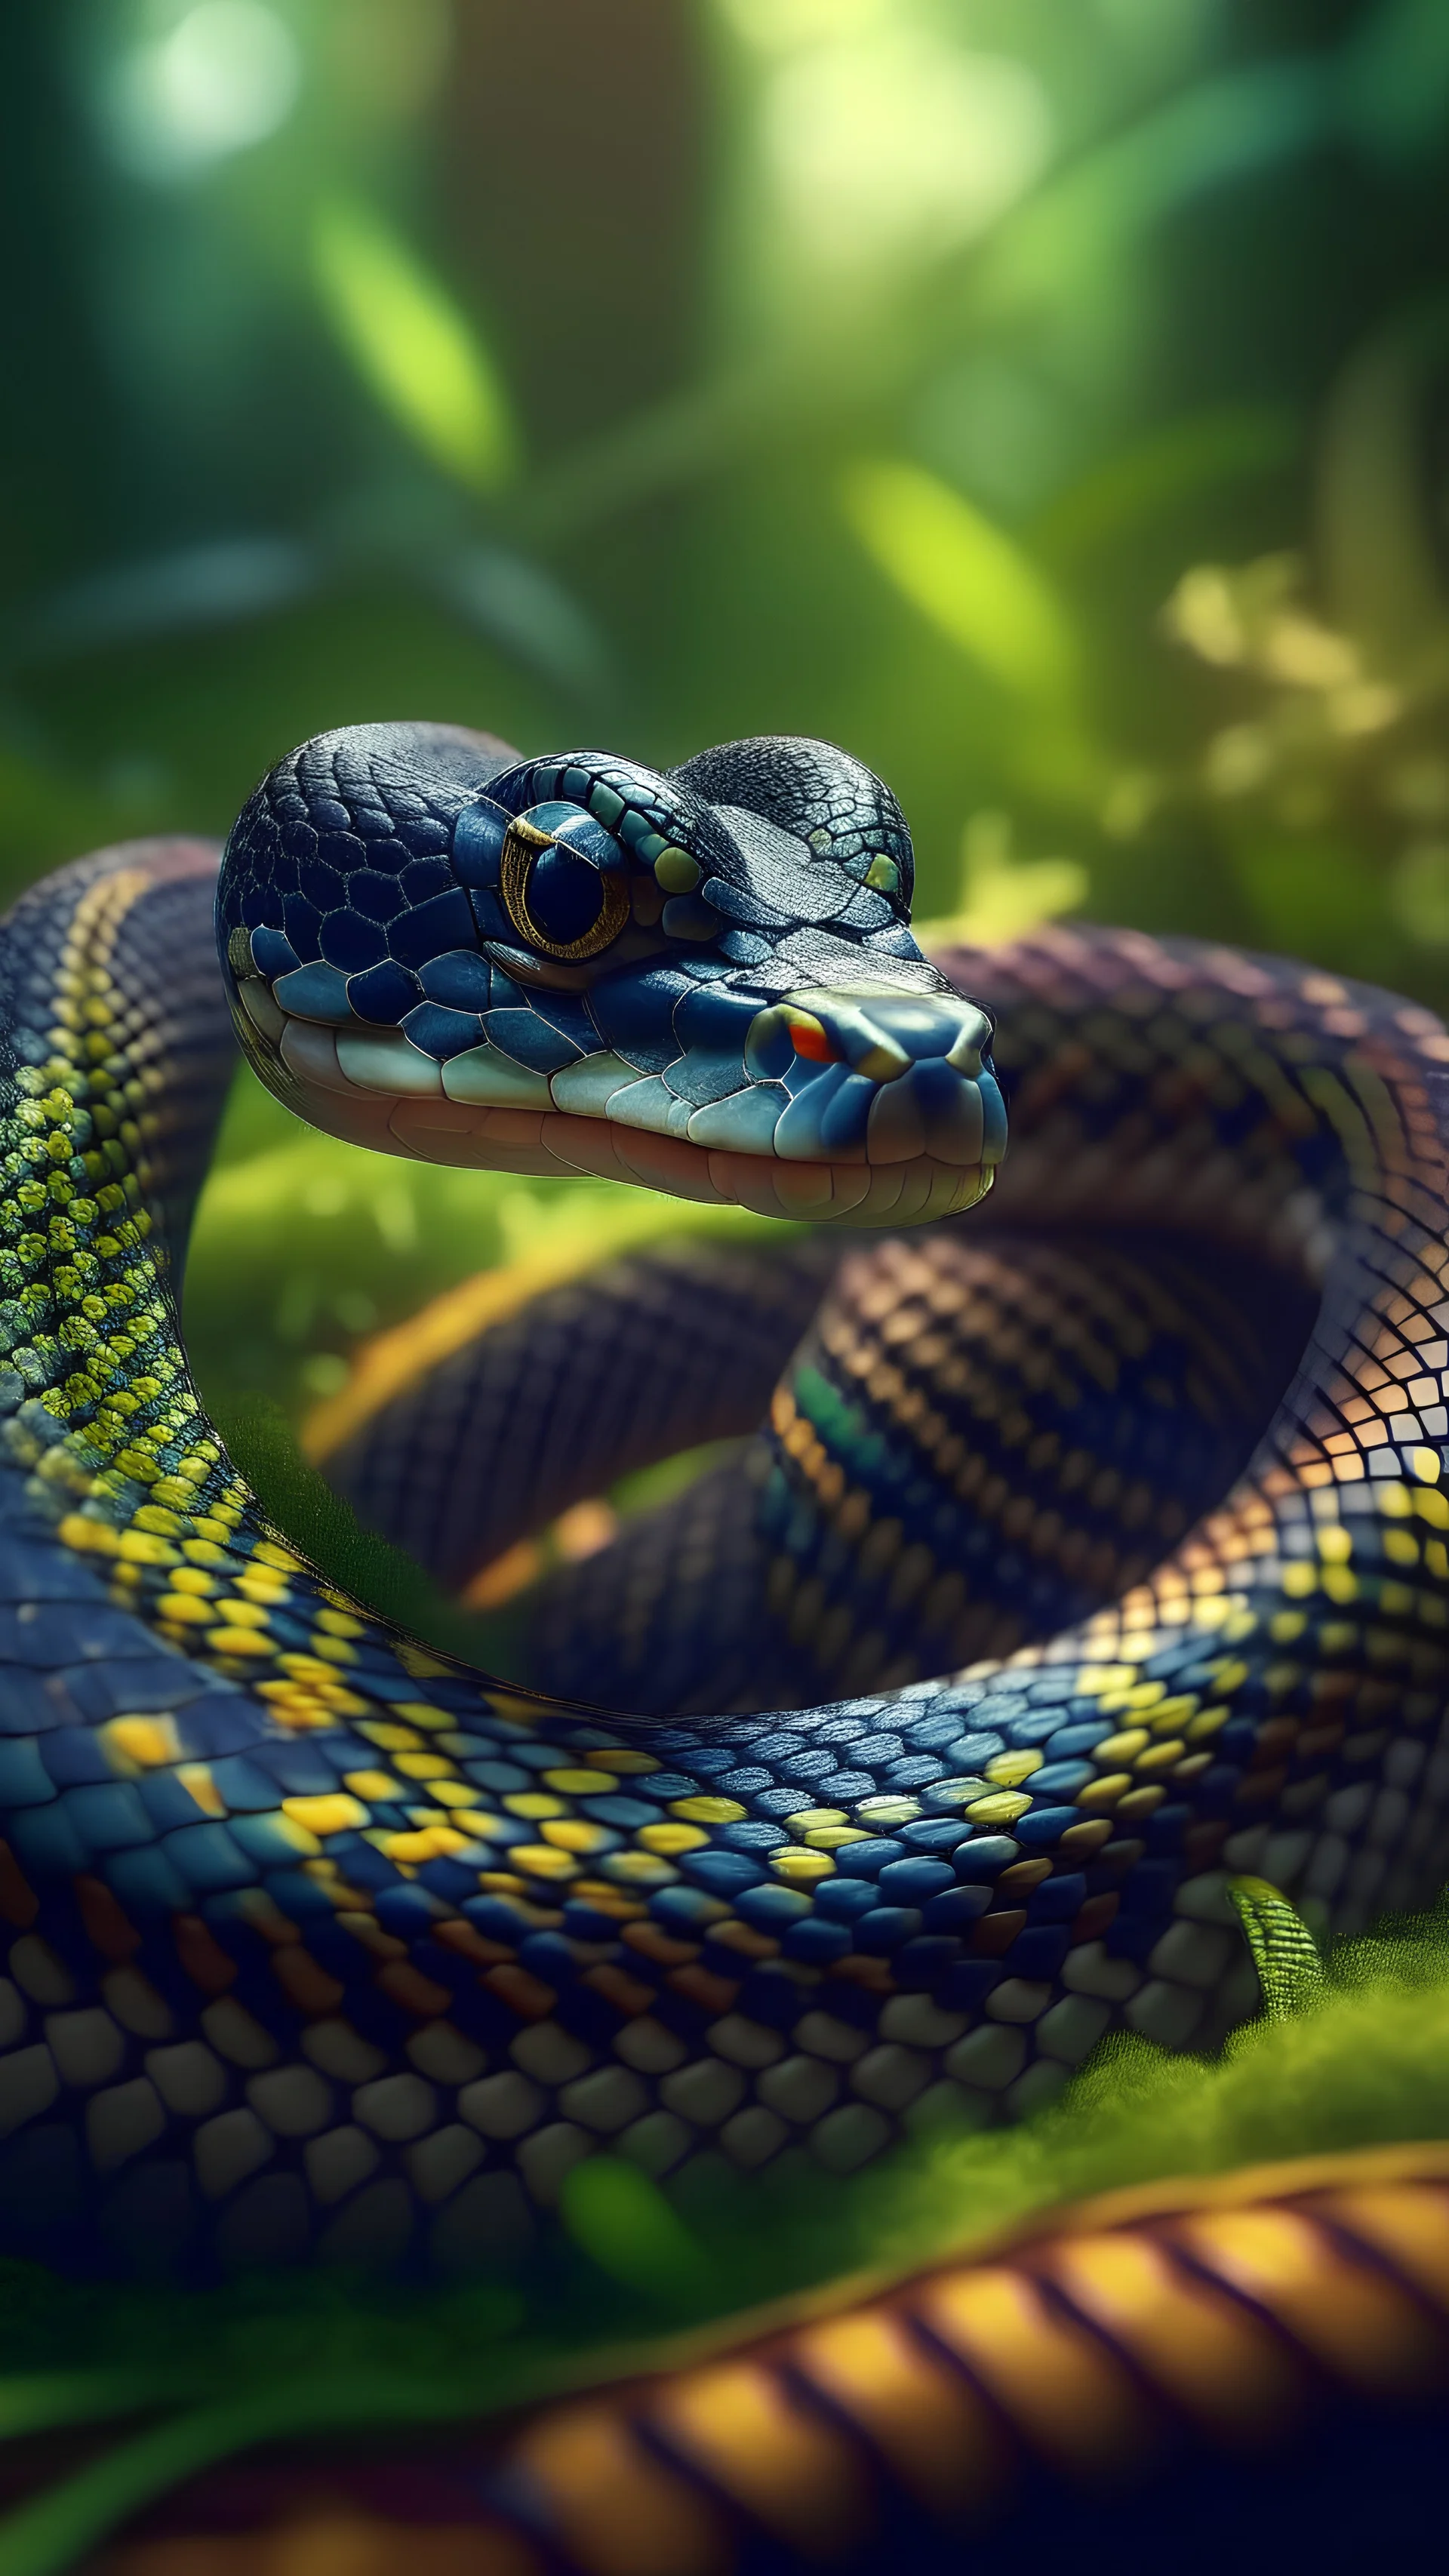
851;1903;1449;2276
214;1389;507;1667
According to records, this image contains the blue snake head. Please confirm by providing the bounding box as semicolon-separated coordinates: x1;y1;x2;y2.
217;722;1006;1224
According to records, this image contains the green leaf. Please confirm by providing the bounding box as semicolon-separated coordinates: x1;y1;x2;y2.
915;811;1088;946
841;459;1078;707
1229;1876;1325;2020
0;2375;488;2576
560;2156;716;2306
0;2374;182;2440
312;195;518;494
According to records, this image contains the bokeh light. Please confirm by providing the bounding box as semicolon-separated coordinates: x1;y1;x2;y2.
100;0;303;181
761;34;1052;272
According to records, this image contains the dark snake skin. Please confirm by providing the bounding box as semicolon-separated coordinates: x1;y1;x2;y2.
320;1238;839;1598
505;1230;1313;1713
312;1222;1315;1713
5;725;1449;2561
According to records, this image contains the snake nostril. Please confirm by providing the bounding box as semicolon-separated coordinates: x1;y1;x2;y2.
945;1009;992;1078
855;1039;912;1082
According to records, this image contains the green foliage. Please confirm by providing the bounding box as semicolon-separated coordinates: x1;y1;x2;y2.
5;0;1447;995
559;2156;718;2306
841;459;1080;709
823;1894;1449;2277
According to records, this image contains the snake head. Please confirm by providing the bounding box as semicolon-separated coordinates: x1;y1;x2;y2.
217;722;1005;1225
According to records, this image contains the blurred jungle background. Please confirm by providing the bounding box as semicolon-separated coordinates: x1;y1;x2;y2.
6;0;1449;1665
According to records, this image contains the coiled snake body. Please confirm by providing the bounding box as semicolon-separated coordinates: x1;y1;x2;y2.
5;725;1449;2551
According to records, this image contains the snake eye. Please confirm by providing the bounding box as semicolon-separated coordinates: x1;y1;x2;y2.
500;803;631;962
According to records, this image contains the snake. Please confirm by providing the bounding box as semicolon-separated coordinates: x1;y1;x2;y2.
4;720;1449;2538
315;1222;1317;1717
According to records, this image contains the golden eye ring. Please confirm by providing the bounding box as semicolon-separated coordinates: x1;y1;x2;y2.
499;816;632;963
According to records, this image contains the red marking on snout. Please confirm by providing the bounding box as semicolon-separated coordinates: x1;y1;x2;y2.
790;1022;840;1063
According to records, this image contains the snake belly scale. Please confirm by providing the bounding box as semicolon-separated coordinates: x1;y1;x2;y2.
1;717;1449;2312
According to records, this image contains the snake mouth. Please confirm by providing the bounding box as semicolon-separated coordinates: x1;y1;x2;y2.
226;956;1004;1226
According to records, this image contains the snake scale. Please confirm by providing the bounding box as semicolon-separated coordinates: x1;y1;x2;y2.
315;1225;1316;1717
5;723;1449;2559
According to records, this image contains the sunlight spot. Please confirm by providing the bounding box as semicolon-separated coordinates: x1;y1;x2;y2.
763;35;1051;269
300;1351;349;1399
105;2;302;180
718;0;887;51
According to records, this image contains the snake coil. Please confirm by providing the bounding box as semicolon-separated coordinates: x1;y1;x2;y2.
2;725;1449;2556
